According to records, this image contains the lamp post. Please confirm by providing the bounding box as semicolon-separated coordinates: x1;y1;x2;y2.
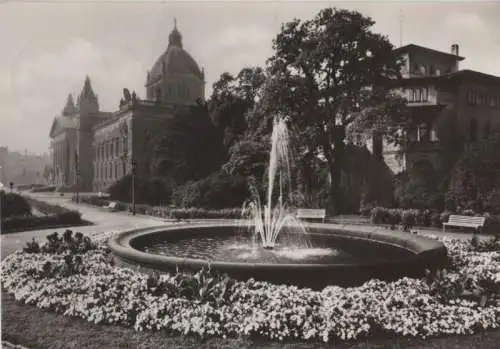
75;170;80;203
131;159;137;215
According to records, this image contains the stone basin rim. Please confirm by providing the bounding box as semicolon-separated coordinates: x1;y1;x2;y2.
108;220;448;269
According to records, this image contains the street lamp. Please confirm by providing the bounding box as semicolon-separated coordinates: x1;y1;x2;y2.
75;170;80;204
131;159;137;215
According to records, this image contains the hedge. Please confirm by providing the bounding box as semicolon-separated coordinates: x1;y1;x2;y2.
1;198;84;234
0;192;31;218
75;195;242;220
30;185;56;193
368;206;500;234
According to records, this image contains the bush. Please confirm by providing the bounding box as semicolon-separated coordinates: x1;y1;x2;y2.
371;206;500;235
76;196;112;208
173;171;250;209
30;185;56;193
108;175;172;206
0;191;31;218
2;198;83;233
2;211;82;233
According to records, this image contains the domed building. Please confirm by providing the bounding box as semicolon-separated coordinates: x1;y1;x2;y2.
145;20;205;105
49;21;207;192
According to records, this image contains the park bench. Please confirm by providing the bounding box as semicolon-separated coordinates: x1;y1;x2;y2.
442;215;486;232
106;201;118;212
296;208;326;223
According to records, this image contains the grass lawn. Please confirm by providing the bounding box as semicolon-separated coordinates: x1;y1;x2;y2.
2;292;499;349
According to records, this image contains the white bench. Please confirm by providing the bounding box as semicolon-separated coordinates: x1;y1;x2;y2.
443;215;486;232
106;201;118;212
296;208;326;222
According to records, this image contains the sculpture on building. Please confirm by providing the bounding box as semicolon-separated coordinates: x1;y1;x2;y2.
123;88;132;102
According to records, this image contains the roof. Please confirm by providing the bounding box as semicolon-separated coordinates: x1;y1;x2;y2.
394;44;465;61
441;69;500;84
146;24;203;86
147;46;203;85
49;115;77;138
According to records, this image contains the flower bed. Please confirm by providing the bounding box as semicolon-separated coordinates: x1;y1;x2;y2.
1;230;499;343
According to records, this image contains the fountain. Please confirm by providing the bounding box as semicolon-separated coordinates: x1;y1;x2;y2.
109;116;448;289
242;116;309;250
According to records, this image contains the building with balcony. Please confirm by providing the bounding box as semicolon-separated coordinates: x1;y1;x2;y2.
48;21;205;192
377;43;500;174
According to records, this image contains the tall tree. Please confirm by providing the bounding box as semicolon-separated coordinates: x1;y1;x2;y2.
209;67;267;149
266;8;408;213
151;101;226;184
447;131;500;213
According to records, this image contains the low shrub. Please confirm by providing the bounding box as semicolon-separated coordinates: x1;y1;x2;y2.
2;198;83;233
371;207;500;234
108;175;172;206
76;196;112;208
75;195;243;220
2;211;83;233
0;191;31;218
173;171;250;210
30;185;56;193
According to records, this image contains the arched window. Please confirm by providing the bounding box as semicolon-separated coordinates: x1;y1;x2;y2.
469;118;478;142
155;87;162;101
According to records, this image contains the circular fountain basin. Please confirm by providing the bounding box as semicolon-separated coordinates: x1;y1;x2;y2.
109;221;448;289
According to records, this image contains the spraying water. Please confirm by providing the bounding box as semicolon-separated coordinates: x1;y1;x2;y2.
243;116;307;249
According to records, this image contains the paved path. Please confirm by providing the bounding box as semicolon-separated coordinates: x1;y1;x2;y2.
1;192;484;260
1;192;168;259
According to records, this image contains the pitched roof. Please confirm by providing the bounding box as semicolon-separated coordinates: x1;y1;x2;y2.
394;44;465;61
49;115;77;138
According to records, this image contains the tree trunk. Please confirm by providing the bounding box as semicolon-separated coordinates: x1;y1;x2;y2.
327;140;345;215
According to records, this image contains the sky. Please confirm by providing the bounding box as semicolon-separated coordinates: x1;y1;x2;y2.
0;0;499;154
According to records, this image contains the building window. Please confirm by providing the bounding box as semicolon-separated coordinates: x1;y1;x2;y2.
469;118;478;142
123;136;128;154
115;139;119;156
484;121;491;138
115;163;119;178
407;88;429;103
468;89;478;105
421;88;429;102
417;123;430;142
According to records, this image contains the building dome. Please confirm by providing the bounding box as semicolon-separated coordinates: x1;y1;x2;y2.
148;45;204;83
145;20;205;105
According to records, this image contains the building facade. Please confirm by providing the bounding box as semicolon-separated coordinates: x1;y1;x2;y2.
49;22;205;192
375;43;500;174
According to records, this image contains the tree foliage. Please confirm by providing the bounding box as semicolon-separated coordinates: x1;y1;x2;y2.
264;8;409;212
209;67;267;149
151;102;227;184
173;171;250;209
447;132;500;213
107;175;173;206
